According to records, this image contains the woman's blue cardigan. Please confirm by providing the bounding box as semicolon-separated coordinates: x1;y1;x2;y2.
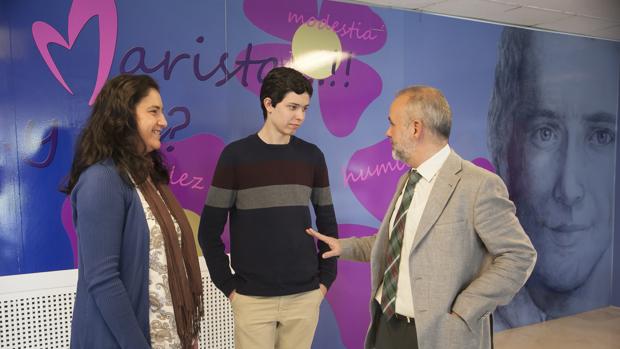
70;159;151;348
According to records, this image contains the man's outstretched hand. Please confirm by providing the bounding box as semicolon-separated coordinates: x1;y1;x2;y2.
306;228;342;258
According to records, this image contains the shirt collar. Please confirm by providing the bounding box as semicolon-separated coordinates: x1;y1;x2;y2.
413;144;451;182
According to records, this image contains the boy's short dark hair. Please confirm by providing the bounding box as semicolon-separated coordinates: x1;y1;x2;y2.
259;67;313;120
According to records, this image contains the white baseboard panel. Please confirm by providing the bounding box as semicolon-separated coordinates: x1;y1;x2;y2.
0;260;234;349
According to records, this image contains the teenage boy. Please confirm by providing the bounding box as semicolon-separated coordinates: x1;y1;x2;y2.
199;67;338;349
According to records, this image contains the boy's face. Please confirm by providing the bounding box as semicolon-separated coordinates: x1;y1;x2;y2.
264;92;310;136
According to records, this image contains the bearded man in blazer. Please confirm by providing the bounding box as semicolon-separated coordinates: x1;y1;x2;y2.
307;86;537;349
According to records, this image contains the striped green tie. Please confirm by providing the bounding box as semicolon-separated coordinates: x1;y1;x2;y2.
380;169;422;318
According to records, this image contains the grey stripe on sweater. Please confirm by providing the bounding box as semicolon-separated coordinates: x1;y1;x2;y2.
206;184;333;210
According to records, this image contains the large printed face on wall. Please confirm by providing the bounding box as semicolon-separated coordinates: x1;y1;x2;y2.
508;33;618;294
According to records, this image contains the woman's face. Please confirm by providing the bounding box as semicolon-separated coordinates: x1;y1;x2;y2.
135;88;166;153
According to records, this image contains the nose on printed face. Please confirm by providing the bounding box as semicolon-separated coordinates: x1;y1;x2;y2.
552;160;585;206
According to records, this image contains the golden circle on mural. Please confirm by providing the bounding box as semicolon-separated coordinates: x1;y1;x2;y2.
290;22;343;79
184;208;203;256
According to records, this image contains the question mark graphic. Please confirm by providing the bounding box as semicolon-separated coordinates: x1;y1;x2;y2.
162;106;191;152
25;119;59;168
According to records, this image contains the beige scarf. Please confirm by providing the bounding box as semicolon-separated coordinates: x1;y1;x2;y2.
139;180;204;349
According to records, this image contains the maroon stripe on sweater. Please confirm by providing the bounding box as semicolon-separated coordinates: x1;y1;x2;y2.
212;159;329;189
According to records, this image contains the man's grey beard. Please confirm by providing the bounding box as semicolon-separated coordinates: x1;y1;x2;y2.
392;148;407;163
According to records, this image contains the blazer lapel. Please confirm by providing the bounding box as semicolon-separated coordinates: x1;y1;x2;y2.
411;151;462;252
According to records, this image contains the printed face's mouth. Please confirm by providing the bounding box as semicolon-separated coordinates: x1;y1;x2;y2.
547;223;590;233
542;221;593;248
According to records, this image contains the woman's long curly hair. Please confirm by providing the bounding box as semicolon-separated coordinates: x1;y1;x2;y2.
61;74;169;194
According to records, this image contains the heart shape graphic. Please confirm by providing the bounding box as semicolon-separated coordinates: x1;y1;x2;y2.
32;0;117;105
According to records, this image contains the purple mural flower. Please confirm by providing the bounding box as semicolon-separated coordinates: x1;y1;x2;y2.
162;134;225;215
238;0;385;137
345;138;408;220
162;134;232;252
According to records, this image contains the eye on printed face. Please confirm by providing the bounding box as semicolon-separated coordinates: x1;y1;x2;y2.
510;34;618;293
135;88;166;153
265;92;310;136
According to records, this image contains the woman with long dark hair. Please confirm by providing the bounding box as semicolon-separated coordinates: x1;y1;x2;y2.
63;74;203;349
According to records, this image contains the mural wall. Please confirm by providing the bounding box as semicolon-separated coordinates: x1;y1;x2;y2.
1;0;618;347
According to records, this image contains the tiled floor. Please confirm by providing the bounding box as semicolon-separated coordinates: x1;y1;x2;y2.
495;306;620;349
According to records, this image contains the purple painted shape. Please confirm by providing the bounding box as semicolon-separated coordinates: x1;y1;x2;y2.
61;197;78;268
346;138;408;221
162;134;225;215
243;0;317;42
471;157;496;173
234;43;291;96
325;224;376;349
162;134;232;252
319;58;382;137
319;0;387;55
32;0;117;105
